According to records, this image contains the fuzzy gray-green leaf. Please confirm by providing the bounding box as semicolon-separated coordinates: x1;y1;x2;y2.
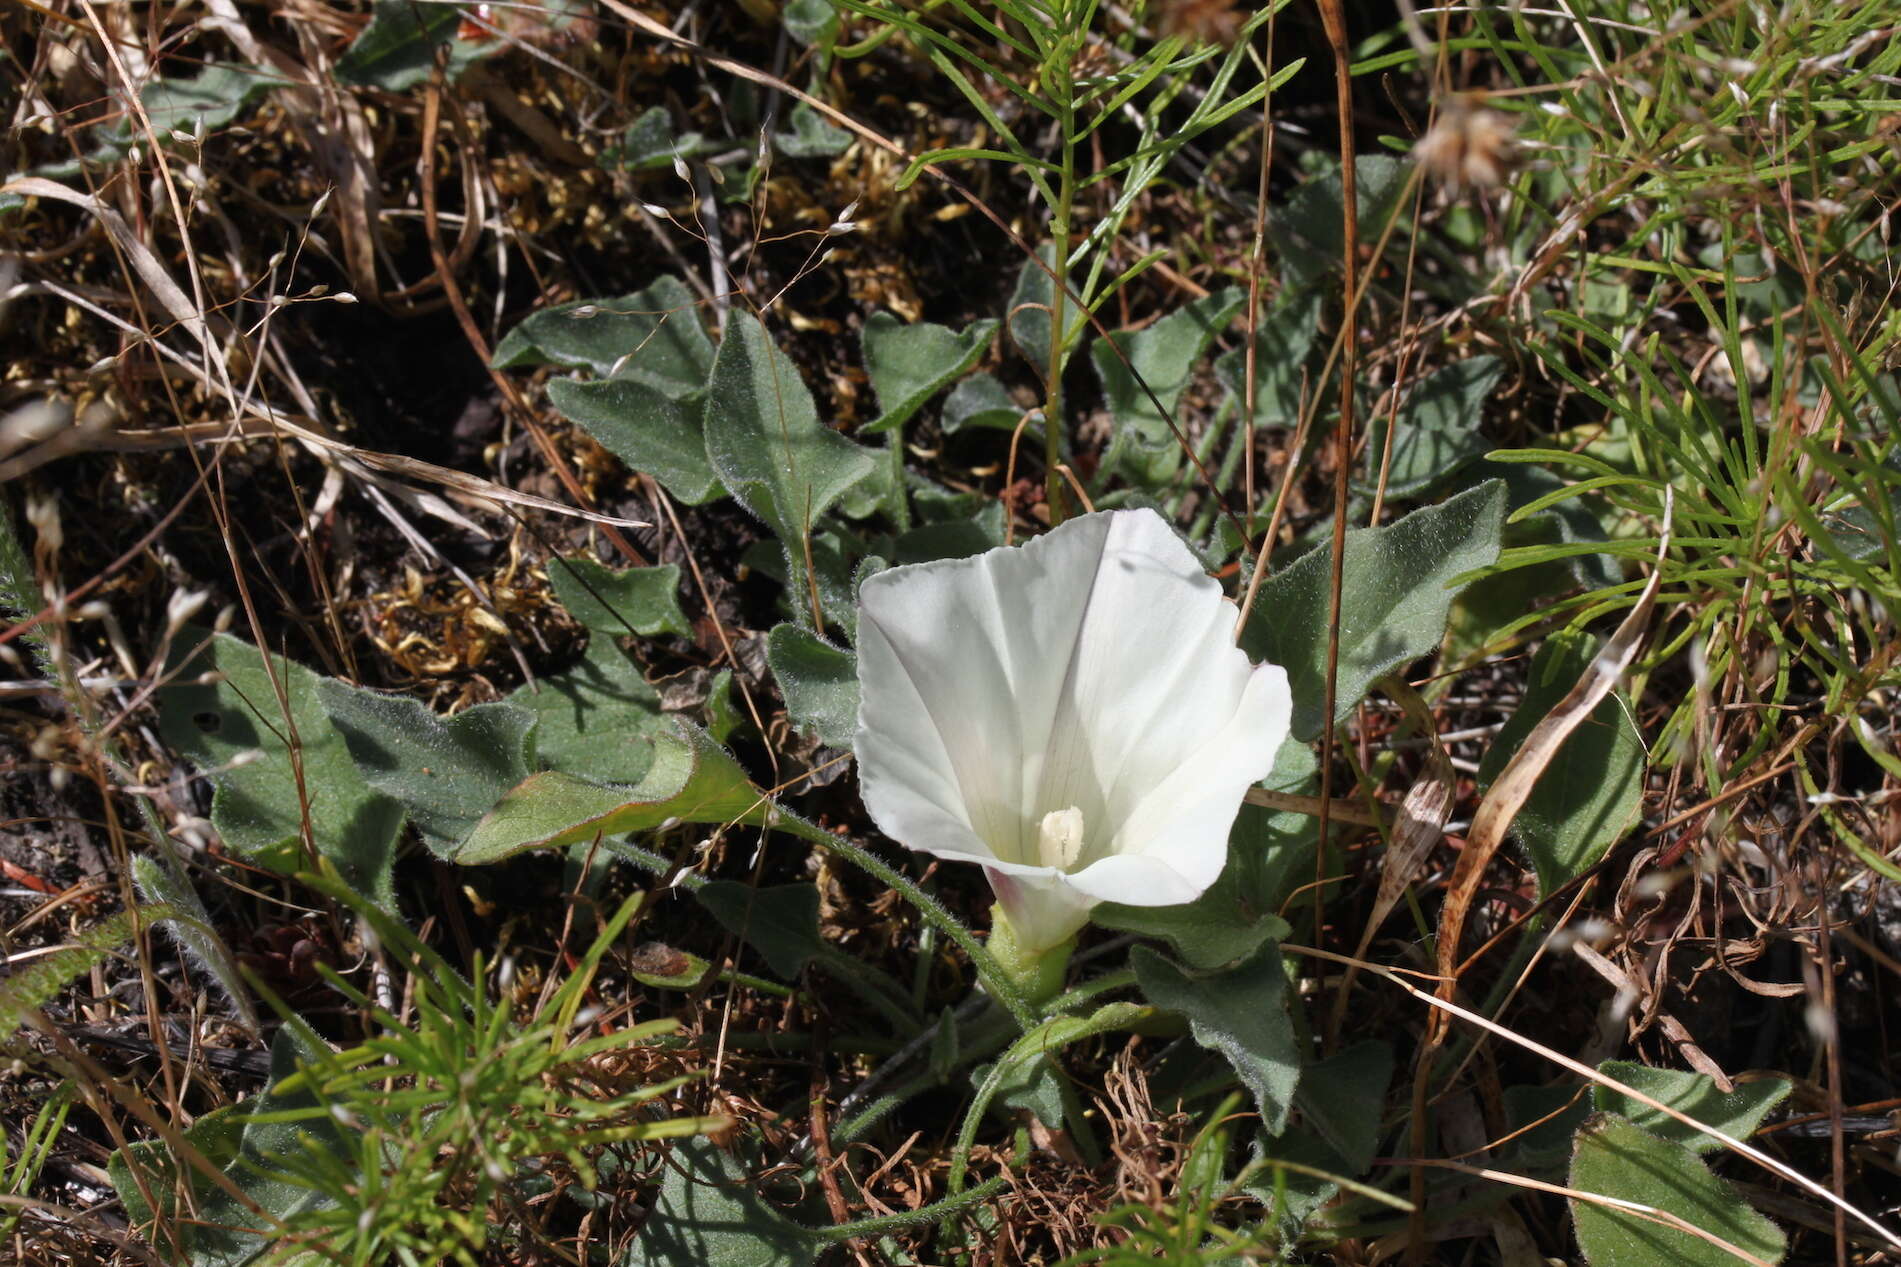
158;633;403;910
702;312;875;611
334;0;494;90
1363;356;1504;498
766;624;857;748
453;723;831;865
861;312;996;434
317;681;535;855
548;558;691;639
696;881;824;980
1132;941;1299;1134
1592;1062;1790;1156
1569;1113;1785;1267
493;276;712;395
549;376;722;504
623;1138;819;1267
1093;288;1244;482
508;639;670;787
1242;480;1507;741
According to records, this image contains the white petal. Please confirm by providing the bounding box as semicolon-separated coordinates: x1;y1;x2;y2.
1059;853;1209;906
1072;664;1292;905
1031;511;1287;876
986;867;1093;954
854;507;1292;922
854;513;1119;868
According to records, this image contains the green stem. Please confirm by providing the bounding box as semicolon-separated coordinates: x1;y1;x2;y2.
1043;63;1077;522
817;835;1038;1030
1045;967;1135;1015
811;1171;1012;1242
943;1001;1150;1214
1188;396;1242;540
883;435;912;532
910;920;937;1012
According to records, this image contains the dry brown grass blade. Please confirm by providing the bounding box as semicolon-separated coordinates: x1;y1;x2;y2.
1431;489;1674;1037
1368;677;1458;944
1332;675;1455;1044
1310;0;1359;1051
1242;786;1385;828
416;80;655;566
4;176;207;342
0;175;644;534
1408;490;1672;1260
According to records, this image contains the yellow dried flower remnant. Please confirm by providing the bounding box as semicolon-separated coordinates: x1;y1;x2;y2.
1414;94;1518;192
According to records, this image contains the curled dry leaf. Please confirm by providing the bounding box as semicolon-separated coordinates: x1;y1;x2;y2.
1429;489;1676;1043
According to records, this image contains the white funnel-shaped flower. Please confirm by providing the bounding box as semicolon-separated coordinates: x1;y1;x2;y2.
853;508;1292;954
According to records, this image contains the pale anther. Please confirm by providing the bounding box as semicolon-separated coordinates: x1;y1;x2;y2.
1037;807;1085;871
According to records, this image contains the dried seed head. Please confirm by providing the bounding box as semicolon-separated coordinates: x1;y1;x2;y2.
1152;0;1248;46
24;492;61;553
629;942;693;979
1414;94;1518;192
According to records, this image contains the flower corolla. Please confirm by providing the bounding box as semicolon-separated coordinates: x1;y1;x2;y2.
853;508;1291;953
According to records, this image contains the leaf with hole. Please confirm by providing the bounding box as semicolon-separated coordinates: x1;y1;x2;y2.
158;633;403;910
1241;480;1507;741
1569;1113;1785;1267
861;312;997;434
